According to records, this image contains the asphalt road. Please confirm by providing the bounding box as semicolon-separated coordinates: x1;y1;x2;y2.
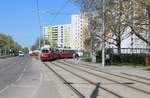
0;56;63;98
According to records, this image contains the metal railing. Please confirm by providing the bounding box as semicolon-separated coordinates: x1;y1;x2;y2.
108;48;150;54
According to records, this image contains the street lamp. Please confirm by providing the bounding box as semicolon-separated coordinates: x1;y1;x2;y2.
101;0;105;67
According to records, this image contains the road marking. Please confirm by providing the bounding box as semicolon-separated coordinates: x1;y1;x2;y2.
23;62;29;73
0;86;10;94
28;69;43;98
23;67;26;73
16;73;24;82
16;63;28;82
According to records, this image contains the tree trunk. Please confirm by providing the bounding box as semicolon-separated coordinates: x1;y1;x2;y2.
117;39;122;63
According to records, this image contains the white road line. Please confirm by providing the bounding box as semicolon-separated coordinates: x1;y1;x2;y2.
23;67;26;73
28;69;43;98
0;86;10;94
16;63;28;82
23;63;28;73
16;73;24;82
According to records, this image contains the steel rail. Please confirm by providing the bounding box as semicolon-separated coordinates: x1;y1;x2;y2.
65;60;150;85
121;72;150;81
43;62;86;98
58;60;150;95
52;62;123;98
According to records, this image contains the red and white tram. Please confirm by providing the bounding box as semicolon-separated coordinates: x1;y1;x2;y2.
40;45;57;61
40;45;75;61
58;48;75;59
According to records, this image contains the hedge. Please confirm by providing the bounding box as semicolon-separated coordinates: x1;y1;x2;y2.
96;50;150;64
112;54;150;64
81;49;149;65
80;58;92;62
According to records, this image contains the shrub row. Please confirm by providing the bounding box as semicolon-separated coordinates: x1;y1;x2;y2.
111;54;150;64
80;58;92;62
81;50;150;65
95;50;149;64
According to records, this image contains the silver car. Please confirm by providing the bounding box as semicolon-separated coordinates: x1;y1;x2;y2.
18;52;24;57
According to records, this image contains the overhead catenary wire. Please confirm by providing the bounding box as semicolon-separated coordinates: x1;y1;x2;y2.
33;10;74;15
36;0;43;48
49;0;70;25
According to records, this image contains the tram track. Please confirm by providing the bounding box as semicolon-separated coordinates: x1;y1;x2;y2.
52;62;123;98
43;62;123;98
57;60;150;95
43;62;86;98
120;72;150;81
64;60;150;85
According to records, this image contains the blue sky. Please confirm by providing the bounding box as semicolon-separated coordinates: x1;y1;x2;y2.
0;0;80;48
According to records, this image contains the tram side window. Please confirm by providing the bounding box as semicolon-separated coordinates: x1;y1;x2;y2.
55;49;59;53
42;50;49;53
49;48;53;53
68;50;72;53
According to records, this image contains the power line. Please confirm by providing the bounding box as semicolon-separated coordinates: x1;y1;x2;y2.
36;0;41;28
32;10;75;15
36;0;42;48
50;0;70;25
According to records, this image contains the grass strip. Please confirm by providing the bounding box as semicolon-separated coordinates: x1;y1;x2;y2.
0;55;11;59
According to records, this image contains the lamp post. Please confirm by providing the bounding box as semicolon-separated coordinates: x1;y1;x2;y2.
101;0;105;67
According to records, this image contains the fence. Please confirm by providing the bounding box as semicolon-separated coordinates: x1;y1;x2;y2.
107;48;150;54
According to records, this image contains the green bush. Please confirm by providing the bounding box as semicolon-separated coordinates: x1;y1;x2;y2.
96;52;149;65
145;68;150;71
96;50;102;63
80;58;92;62
82;50;90;57
112;54;149;64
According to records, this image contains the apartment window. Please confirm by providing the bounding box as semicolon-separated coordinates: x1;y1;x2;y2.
61;39;63;43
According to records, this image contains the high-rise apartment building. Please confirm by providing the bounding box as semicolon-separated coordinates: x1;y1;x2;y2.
42;24;71;48
42;14;85;50
71;14;84;50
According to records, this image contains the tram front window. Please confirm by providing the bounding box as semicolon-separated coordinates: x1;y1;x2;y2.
42;50;49;53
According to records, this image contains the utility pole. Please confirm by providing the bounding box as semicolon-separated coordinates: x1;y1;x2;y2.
36;0;42;49
101;0;105;67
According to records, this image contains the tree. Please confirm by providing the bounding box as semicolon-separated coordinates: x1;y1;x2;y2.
31;38;43;50
0;34;7;48
70;0;150;62
105;0;132;54
0;32;23;55
129;0;150;45
71;0;130;52
23;47;29;53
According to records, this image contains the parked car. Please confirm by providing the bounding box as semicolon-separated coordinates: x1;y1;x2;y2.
18;51;24;57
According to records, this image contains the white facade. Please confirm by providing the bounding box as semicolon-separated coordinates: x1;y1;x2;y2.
42;24;71;48
43;13;149;53
71;14;84;50
42;14;85;50
107;27;150;54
